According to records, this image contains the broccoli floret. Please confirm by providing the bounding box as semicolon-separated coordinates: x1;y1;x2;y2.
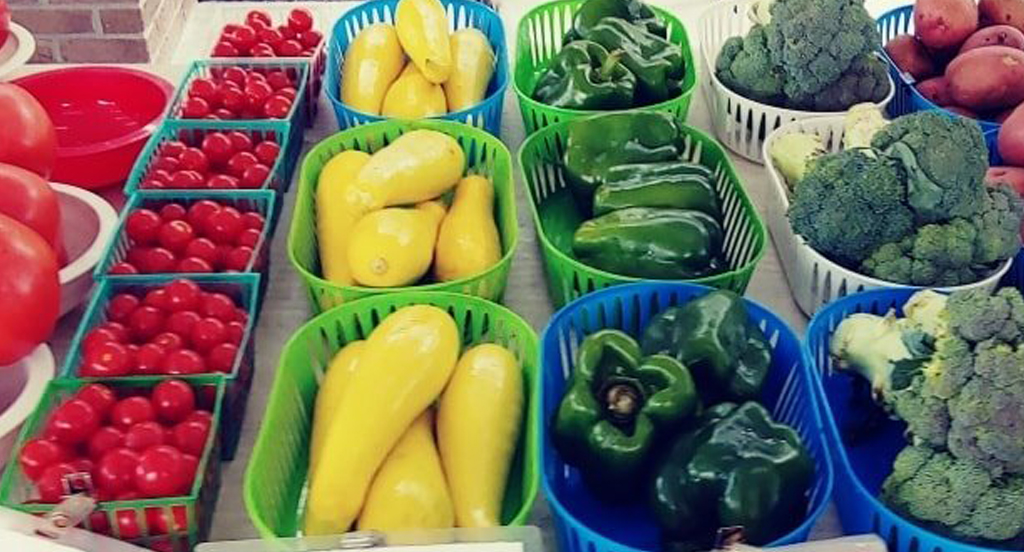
882;446;1024;543
715;26;785;104
765;0;881;101
973;184;1024;265
889;334;972;447
790;54;890;111
946;287;1024;344
871;112;988;223
789;149;915;265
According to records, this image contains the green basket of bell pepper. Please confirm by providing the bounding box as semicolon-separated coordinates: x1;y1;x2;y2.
513;0;697;134
519;111;767;308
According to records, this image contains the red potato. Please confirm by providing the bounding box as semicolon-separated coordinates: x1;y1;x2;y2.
916;76;954;105
947;46;1024;110
915;0;979;51
946;105;980;118
959;25;1024;52
886;34;938;79
980;0;1024;34
998;103;1024;165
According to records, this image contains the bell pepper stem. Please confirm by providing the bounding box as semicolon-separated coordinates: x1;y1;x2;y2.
601;379;643;425
598;49;625;81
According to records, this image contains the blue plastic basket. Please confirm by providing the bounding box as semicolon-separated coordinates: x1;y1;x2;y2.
325;0;509;136
539;282;834;552
803;287;1018;552
876;5;1003;163
61;273;261;460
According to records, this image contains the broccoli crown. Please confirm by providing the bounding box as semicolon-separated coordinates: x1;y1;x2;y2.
888;333;972;448
789;54;890;111
882;446;1024;543
764;0;881;100
789;149;915;265
871;112;988;223
946;287;1024;344
973;184;1024;265
715;26;785;104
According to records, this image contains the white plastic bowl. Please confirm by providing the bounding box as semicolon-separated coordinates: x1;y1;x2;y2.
53;183;118;317
0;345;54;471
762;116;1011;316
697;0;895;163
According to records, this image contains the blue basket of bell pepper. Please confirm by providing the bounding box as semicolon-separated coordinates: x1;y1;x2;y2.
540;282;833;552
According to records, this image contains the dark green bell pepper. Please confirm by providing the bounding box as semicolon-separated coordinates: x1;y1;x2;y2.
583;17;685;105
532;41;637;110
572;208;725;279
565;0;667;43
593;165;720;218
641;290;772;404
564;111;686;203
650;402;814;550
552;329;699;497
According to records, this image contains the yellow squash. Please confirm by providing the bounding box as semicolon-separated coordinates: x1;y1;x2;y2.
349;129;464;210
381;63;448;118
357;410;455;531
348;201;446;287
304;305;460;535
434;175;502;282
395;0;452;84
341;23;406;115
316;150;372;285
308;340;365;478
444;28;496;112
437;344;523;528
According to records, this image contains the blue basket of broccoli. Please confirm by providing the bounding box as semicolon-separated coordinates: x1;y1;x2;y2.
876;5;1003;164
804;286;1024;552
541;282;833;552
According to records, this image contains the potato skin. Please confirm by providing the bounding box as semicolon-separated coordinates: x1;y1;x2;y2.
886;34;938;79
916;76;954;105
980;0;1024;34
998;103;1024;165
959;25;1024;52
947;46;1024;110
915;0;979;50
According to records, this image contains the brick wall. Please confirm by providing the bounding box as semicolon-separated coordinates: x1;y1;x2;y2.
11;0;196;63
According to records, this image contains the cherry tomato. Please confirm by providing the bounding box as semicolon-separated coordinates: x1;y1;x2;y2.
149;170;174;185
126;209;161;245
206;174;239;189
124;421;166;452
190;318;227;353
141;247;176;274
144;288;170;310
264;70;292;91
300;29;323;48
46;399;100;445
145;505;189;536
166;311;201;337
251;44;276;58
110;397;155;429
240;164;271;189
172;418;211;456
141;179;165;189
179;456;199;495
205;206;245;244
180;97;210;119
88;427;125;460
274;87;298;101
129;306;166;342
152;332;184;352
186;200;221;228
258;28;283;49
152;380;196;424
244;79;273;109
135;445;186;498
188;78;219;105
152;156;181;173
184;238;219;265
206;342;239;374
95;321;129;343
76;383;116;419
220;84;246;113
198;134;233;167
214;244;235;270
248;18;270;34
86;511;111;535
229;25;258;54
246;9;272;28
107;293;141;323
80;341;132;377
212;41;238;57
169;170;204;189
235;227;262;249
113;509;142;539
226;151;259;178
134;343;167;376
225;321;246;345
288;8;314;32
158;220;195;254
161;280;198;313
178;148;209;173
161;141;186;158
263;94;292;119
222;66;247;86
224;246;254;272
276;39;303;57
36;462;77;503
213;108;236;120
110;262;139;275
95;448;140;494
19;439;70;481
162;350;206;375
200;293;237;322
159;203;187;222
227;131;253;152
278;24;296;39
82;327;120;357
253;141;281;166
176;257;214;273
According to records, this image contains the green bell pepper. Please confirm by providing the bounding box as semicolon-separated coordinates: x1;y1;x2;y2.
564;111;686;203
593;165;720;218
552;329;699;497
650;402;815;551
584;17;685;105
640;290;772;404
572;208;725;279
532;41;637;110
565;0;667;42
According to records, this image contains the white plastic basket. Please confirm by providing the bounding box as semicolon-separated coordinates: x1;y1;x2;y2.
698;0;896;163
762;116;1012;316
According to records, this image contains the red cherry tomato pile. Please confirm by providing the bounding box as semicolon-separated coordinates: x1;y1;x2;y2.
179;66;299;120
77;279;248;377
18;381;212;503
139;132;281;191
110;199;266;276
213;9;322;59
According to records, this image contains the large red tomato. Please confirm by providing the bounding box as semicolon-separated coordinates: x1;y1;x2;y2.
0;0;10;47
0;163;62;250
0;213;60;365
0;84;57;179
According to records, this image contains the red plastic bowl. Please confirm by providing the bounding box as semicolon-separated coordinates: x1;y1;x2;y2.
12;67;173;189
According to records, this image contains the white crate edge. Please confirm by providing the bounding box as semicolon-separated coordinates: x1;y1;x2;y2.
761;115;1012;316
697;0;896;164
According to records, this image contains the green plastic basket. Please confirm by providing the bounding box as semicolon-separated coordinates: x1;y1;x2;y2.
288;120;518;313
243;291;540;538
518;118;767;308
512;0;698;135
